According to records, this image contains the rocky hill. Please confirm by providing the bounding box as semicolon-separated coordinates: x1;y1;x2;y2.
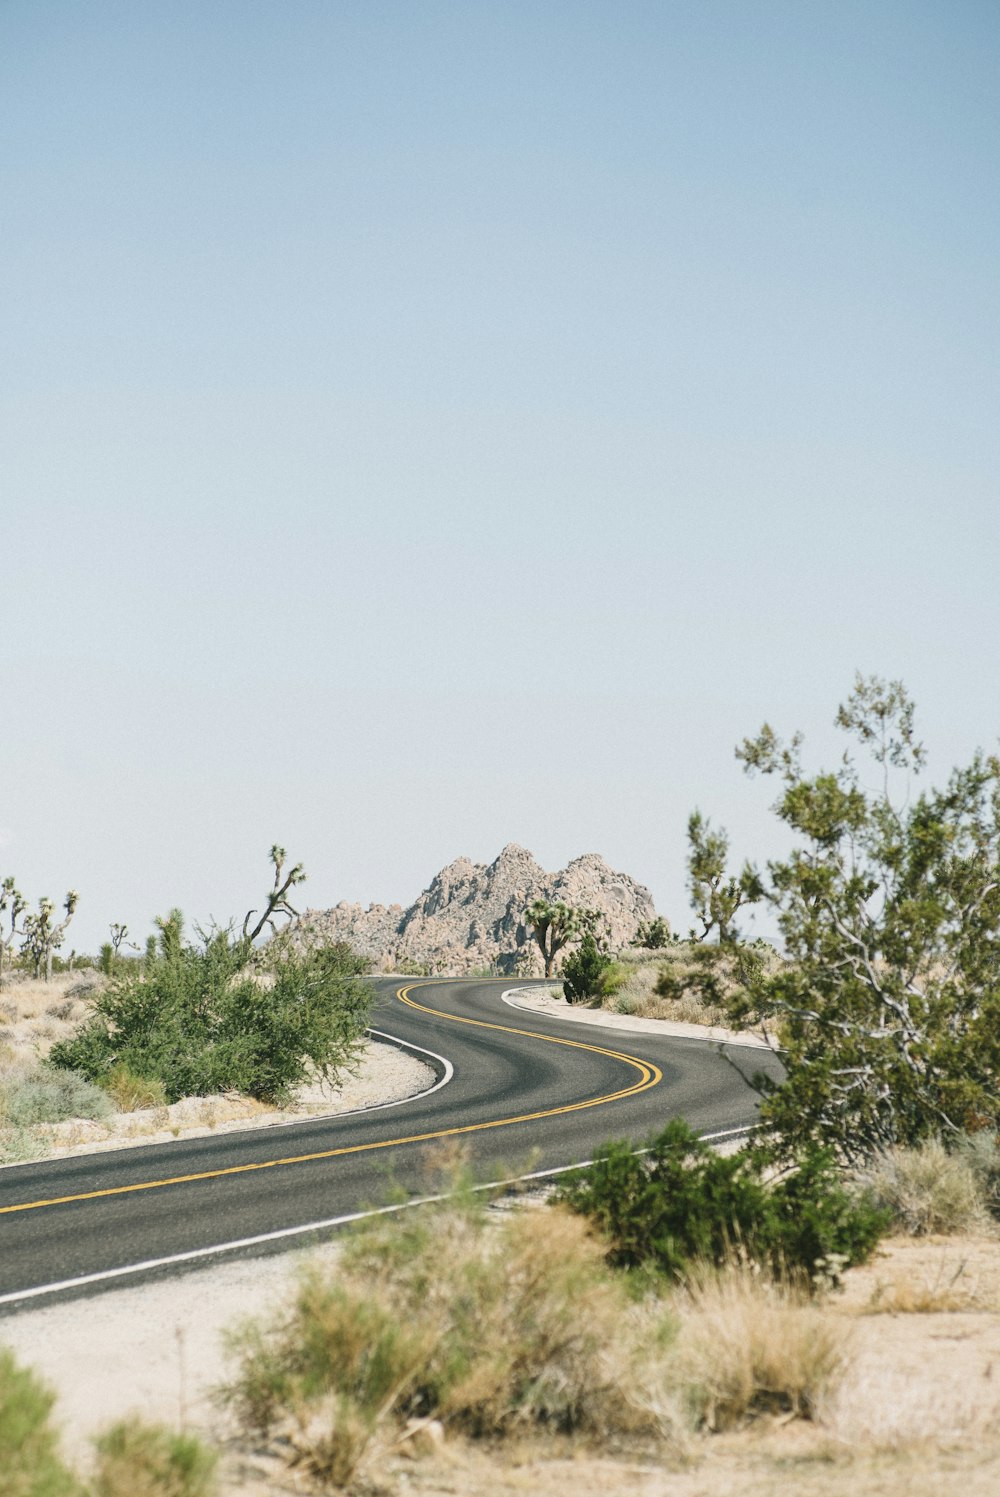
288;843;660;975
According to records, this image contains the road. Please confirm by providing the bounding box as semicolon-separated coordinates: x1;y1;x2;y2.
0;978;783;1310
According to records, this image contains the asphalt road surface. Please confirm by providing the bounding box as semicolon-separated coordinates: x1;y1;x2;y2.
0;978;783;1310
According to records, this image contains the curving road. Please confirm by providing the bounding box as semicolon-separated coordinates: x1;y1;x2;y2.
0;979;782;1310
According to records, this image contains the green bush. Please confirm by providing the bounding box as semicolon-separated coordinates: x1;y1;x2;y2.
0;1063;114;1127
91;1418;217;1497
557;1119;887;1288
561;934;611;1004
0;1347;79;1497
50;930;373;1105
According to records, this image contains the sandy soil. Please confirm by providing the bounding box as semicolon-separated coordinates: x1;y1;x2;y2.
2;1229;998;1494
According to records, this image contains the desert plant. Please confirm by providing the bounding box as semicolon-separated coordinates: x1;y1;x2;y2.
223;1197;682;1485
957;1129;1000;1219
686;812;762;945
91;1418;217;1497
0;1062;114;1127
0;1346;80;1497
99;1064;168;1113
523;899;581;978
632;916;672;949
558;1119;887;1287
672;1265;851;1429
50;935;372;1105
862;1140;991;1236
242;845;306;944
727;675;1000;1161
21;892;79;982
561;933;611;1003
0;877;27;987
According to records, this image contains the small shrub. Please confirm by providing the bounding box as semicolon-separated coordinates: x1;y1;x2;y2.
557;1119;887;1287
864;1140;991;1236
673;1265;851;1429
957;1130;1000;1220
0;1345;80;1497
92;1418;217;1497
0;1125;46;1165
99;1065;168;1113
0;1063;114;1127
223;1199;682;1484
561;935;611;1004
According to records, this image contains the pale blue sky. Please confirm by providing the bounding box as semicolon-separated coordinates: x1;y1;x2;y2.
2;2;998;951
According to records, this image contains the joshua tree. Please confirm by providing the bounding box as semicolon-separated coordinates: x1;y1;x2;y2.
523;898;581;978
21;890;79;981
243;845;307;944
687;811;762;945
0;877;27;986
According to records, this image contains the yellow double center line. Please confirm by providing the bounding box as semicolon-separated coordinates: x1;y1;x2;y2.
0;982;662;1217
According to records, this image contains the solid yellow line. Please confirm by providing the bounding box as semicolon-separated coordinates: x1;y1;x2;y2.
0;981;662;1217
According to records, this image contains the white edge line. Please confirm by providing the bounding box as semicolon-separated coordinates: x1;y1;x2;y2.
0;1125;755;1311
500;986;780;1052
0;1028;454;1177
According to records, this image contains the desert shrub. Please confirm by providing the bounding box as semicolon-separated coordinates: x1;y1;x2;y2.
632;916;673;950
223;1198;682;1485
91;1418;217;1497
0;1125;46;1164
98;1065;168;1113
957;1130;1000;1220
561;935;611;1004
0;1062;114;1127
0;1346;80;1497
49;932;372;1105
863;1140;991;1236
672;1265;851;1429
557;1119;887;1287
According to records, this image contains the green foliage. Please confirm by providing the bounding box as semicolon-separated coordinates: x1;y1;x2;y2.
523;898;581;977
730;675;1000;1161
99;943;115;976
686;811;762;945
557;1119;887;1289
0;1347;80;1497
50;930;372;1105
92;1418;217;1497
561;933;612;1003
0;1062;114;1127
632;916;673;949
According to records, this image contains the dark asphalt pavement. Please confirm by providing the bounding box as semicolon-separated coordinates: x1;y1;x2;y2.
0;978;783;1309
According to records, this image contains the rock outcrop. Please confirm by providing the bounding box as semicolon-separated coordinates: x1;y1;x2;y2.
288;844;660;975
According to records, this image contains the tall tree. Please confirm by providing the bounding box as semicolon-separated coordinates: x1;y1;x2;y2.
687;810;762;944
731;674;1000;1161
523;899;580;978
0;877;26;985
21;890;79;981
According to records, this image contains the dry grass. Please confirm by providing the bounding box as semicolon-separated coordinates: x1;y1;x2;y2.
222;1200;686;1486
863;1141;995;1237
670;1265;852;1430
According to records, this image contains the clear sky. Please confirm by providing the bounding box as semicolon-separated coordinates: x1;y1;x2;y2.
2;1;998;952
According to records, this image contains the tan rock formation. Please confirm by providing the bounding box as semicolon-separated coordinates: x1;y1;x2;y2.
288;844;660;975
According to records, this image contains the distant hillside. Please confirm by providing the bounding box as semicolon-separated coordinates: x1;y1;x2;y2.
288;843;660;975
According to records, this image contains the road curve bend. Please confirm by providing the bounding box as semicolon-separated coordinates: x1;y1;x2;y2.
0;978;783;1308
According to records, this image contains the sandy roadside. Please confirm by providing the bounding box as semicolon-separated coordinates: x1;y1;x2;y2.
2;1229;998;1495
